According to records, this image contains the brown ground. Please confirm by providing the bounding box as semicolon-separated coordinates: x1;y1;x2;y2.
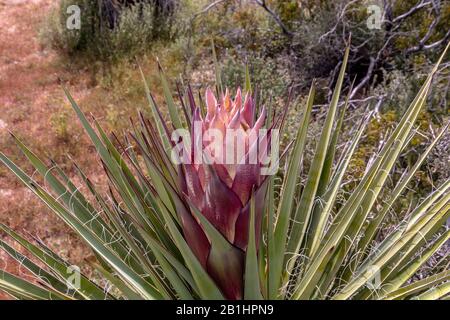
0;0;100;299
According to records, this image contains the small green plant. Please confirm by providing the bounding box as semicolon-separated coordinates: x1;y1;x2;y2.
50;108;70;142
0;44;449;300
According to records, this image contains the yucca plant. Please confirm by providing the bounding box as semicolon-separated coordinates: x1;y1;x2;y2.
0;43;449;300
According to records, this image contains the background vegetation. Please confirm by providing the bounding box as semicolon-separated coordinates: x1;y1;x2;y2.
0;0;449;299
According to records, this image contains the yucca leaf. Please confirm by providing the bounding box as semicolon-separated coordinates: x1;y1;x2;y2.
384;270;450;300
294;46;446;298
187;198;243;299
312;113;370;258
379;230;450;297
245;64;252;94
269;83;315;298
337;42;449;252
10;134;115;241
90;262;143;300
292;153;391;299
0;238;81;299
95;120;174;235
0;270;67;300
130;226;196;299
115;138;223;298
34;183;164;299
95;122;179;253
413;281;450;300
155;200;224;299
356;123;450;265
0;152;153;281
0;224;109;300
266;175;276;299
177;82;192;131
377;194;450;285
354;198;450;300
286;46;349;272
212;40;223;95
157;61;183;129
75;163;176;299
62;89;182;285
130;120;178;216
300;115;372;298
353;182;450;293
334;200;450;299
139;65;172;152
244;191;263;299
0;153;162;300
63;88;168;238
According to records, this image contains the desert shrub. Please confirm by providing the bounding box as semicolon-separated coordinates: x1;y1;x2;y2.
184;1;448;108
268;0;450;104
41;0;178;61
221;54;290;99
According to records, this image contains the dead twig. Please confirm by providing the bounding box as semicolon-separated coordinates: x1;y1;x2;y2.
254;0;294;37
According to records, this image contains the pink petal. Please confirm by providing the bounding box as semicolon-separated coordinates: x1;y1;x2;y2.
210;113;226;135
213;163;233;188
234;87;242;109
233;181;268;251
231;163;260;206
253;106;266;131
191;108;203;163
202;165;243;243
228;109;241;130
241;94;254;127
223;89;232;111
174;193;210;268
181;213;210;268
205;87;217;120
181;164;204;210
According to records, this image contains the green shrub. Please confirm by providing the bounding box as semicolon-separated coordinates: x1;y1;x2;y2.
41;0;178;61
221;54;290;99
